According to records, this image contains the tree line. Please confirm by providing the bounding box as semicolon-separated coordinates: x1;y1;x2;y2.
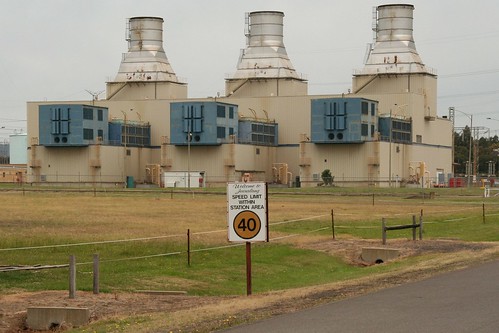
454;126;499;176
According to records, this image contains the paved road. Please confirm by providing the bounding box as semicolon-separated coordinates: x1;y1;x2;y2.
221;260;499;333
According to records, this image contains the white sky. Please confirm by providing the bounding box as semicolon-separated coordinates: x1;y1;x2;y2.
1;0;498;141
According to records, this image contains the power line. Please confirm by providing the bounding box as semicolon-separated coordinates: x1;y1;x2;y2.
439;68;499;79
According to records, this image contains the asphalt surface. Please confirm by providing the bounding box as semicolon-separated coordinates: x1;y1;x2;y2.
220;260;499;333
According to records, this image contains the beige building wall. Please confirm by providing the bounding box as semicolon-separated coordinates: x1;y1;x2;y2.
106;81;188;101
353;74;437;120
26;74;452;187
226;79;308;99
162;144;277;186
299;142;381;187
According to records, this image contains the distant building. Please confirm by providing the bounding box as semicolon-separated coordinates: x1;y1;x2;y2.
26;5;452;188
9;133;27;164
0;142;8;164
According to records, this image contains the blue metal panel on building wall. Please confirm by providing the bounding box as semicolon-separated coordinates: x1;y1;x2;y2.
39;104;109;146
108;123;122;145
170;101;239;146
311;97;378;144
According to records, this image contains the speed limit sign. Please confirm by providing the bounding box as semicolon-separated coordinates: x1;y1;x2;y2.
227;182;268;242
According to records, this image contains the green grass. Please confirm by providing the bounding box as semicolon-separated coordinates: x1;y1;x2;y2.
0;243;370;295
1;188;498;297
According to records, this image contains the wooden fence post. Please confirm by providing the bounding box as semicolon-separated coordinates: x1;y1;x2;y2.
331;209;335;240
187;229;191;266
419;215;423;240
483;203;485;224
382;218;386;245
93;254;99;295
69;255;76;299
412;215;417;241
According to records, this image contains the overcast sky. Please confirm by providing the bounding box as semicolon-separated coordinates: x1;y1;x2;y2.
1;0;498;141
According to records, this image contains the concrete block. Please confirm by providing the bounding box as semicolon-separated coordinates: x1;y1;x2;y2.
26;307;89;330
361;247;400;264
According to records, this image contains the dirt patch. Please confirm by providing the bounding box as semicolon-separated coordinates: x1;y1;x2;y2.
299;237;493;266
1;239;497;333
0;291;230;333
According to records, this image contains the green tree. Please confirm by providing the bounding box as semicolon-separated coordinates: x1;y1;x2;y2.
321;169;334;186
453;127;499;176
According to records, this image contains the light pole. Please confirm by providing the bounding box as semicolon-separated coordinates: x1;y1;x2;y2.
120;109;132;187
187;129;192;190
450;108;473;187
487;118;499;178
120;110;127;187
487;117;499;135
389;108;392;187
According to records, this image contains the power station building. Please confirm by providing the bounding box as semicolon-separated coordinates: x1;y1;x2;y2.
26;4;453;188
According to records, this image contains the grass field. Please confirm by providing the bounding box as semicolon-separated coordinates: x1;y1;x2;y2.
1;187;498;297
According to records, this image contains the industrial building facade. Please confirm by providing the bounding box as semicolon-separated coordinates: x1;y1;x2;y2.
26;4;452;188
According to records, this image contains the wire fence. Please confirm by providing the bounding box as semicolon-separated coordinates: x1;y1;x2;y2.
0;204;495;273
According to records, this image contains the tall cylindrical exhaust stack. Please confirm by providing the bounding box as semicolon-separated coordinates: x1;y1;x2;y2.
358;4;433;75
229;11;303;80
112;17;179;83
225;11;307;97
353;4;438;122
247;11;284;48
107;16;187;100
377;5;415;43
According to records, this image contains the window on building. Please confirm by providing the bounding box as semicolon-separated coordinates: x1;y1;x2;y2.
97;129;103;140
371;103;376;116
97;109;103;121
229;127;234;136
389;119;412;144
242;121;277;146
361;101;369;115
83;128;94;140
371;125;375;137
217;126;226;139
229;107;234;119
121;124;150;146
361;123;368;136
83;108;93;120
217;105;226;118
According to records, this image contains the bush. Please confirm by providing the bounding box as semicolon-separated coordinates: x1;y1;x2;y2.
321;169;334;186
